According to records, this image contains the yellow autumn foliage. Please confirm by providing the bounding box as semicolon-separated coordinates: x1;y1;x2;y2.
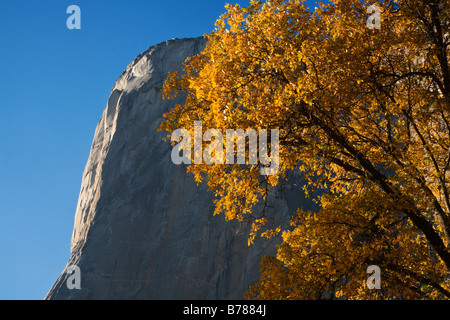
160;0;450;299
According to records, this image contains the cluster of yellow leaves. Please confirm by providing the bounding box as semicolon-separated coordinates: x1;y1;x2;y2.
160;0;450;299
246;189;450;299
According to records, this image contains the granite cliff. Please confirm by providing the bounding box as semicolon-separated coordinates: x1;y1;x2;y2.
45;37;313;299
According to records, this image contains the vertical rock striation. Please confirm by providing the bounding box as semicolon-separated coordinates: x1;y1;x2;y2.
46;37;313;299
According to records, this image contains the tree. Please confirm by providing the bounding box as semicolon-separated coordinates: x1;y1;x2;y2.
159;0;450;299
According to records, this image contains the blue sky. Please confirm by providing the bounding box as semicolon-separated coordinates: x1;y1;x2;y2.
0;0;321;300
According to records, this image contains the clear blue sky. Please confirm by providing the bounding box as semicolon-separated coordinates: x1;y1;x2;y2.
0;0;321;300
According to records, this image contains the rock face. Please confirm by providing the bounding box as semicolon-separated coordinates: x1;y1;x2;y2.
45;37;313;300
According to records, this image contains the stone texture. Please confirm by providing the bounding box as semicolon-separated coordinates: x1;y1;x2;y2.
45;37;315;300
